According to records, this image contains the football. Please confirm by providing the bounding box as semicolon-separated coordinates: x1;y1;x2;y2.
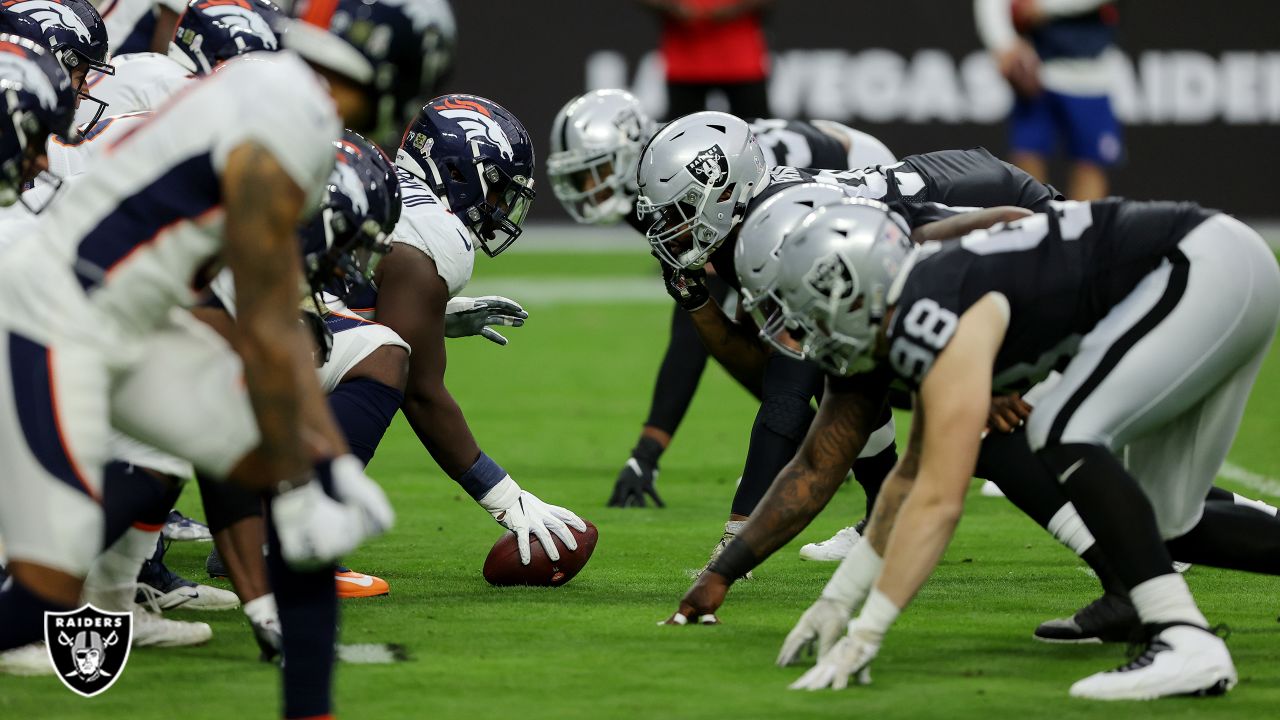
483;521;599;587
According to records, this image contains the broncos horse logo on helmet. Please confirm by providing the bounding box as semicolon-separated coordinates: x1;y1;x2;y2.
434;96;514;161
396;93;535;258
286;0;457;148
0;0;111;130
301;129;402;303
169;0;282;75
0;33;74;208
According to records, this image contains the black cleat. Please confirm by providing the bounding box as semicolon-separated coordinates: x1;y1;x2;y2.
1034;593;1142;644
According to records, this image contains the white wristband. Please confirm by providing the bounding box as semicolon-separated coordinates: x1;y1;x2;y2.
477;475;520;515
848;588;900;645
819;538;883;611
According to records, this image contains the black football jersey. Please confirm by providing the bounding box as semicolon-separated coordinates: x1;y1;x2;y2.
885;199;1216;393
747;119;849;171
709;147;1062;290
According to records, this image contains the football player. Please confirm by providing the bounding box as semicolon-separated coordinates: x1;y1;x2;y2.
0;0;114;129
549;91;896;535
768;197;1280;699
635;111;1070;570
0;6;413;717
336;93;586;567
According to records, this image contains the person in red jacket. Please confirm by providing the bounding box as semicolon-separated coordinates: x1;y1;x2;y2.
639;0;773;119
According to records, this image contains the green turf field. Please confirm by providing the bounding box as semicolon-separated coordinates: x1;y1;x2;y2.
3;247;1280;719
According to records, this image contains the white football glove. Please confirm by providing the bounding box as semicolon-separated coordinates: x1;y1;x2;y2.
479;476;586;564
776;597;853;666
271;455;394;570
787;624;880;691
444;295;528;346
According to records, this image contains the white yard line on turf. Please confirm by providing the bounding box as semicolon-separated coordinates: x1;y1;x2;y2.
1218;461;1280;499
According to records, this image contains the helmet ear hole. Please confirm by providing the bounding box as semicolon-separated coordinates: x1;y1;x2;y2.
717;183;735;203
446;163;465;182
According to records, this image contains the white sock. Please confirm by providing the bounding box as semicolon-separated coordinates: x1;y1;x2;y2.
1233;492;1278;516
724;520;748;536
820;537;882;610
84;527;161;606
1130;573;1208;628
1047;503;1096;556
243;593;278;626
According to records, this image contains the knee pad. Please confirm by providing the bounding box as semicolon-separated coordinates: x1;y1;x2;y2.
758;392;815;444
197;472;262;534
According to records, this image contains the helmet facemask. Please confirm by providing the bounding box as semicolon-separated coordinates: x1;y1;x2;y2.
639;179;741;270
547;142;640;225
58;48;112;132
463;151;534;258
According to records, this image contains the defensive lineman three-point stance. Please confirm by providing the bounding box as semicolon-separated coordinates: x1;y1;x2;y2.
745;197;1278;698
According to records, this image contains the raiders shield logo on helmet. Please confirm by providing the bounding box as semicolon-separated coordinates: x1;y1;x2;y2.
44;604;132;697
685;145;729;188
806;254;857;299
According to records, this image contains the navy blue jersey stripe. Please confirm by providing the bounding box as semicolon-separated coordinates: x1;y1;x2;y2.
7;332;96;500
74;153;221;290
324;313;374;334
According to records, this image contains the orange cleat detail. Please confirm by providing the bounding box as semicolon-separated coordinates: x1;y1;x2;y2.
334;569;390;598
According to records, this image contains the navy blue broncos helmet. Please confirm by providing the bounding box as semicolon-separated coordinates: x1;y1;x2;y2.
288;0;457;148
0;33;74;207
301;129;402;301
397;94;536;257
0;0;113;127
168;0;282;75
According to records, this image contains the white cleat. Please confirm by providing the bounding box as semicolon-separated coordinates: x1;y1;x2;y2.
0;642;53;676
132;608;213;648
1172;562;1193;574
799;525;863;562
136;581;240;612
980;480;1006;498
1068;624;1236;701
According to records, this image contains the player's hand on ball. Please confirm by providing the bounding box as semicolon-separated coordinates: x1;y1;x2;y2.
776;597;853;666
481;478;586;565
662;571;729;625
444;295;528;345
788;628;879;691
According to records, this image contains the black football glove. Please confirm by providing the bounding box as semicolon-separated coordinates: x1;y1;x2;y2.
608;436;666;508
661;262;711;312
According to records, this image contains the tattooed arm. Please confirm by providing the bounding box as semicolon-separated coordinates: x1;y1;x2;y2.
667;369;890;621
222;143;346;487
687;301;769;392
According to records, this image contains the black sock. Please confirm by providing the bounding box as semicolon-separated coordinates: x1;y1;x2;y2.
1205;486;1234;503
852;442;896;518
1039;443;1172;589
643;303;711;436
979;431;1126;595
328;378;404;466
731;354;823;517
1165;500;1280;574
0;578;76;650
100;461;169;547
265;507;338;719
197;471;263;535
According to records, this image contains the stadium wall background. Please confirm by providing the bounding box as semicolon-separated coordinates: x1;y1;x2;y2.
448;1;1280;219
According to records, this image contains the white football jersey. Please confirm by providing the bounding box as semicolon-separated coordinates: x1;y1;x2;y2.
389;164;475;298
46;111;152;182
72;52;193;128
32;52;340;334
96;0;188;63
